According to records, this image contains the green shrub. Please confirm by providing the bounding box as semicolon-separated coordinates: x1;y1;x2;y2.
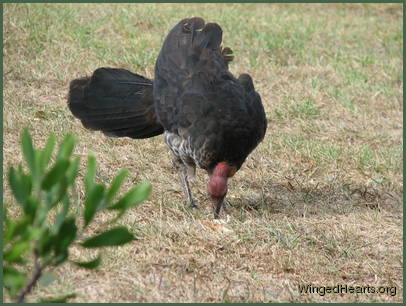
3;130;151;302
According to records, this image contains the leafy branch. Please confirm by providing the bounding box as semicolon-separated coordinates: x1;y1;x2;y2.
3;130;151;302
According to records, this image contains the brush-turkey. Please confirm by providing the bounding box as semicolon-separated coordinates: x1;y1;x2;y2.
68;17;267;218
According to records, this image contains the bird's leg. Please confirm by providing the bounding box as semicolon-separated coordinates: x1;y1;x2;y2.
179;170;197;208
172;155;197;208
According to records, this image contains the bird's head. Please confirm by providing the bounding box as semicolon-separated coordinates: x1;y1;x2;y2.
207;162;236;217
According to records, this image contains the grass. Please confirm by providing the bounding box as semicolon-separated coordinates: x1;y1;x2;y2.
3;3;403;303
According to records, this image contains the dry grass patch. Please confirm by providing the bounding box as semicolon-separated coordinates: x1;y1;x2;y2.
3;3;403;303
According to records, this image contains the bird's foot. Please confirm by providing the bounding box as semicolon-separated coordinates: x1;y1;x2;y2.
189;197;199;208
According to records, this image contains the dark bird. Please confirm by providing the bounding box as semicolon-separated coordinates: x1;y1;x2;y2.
68;17;267;218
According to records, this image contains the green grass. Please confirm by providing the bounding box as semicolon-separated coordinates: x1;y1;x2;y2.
3;2;403;303
289;99;321;118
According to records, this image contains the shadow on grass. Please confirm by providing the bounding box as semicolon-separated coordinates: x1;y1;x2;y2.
227;178;402;219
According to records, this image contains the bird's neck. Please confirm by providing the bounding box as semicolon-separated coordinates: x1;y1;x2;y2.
208;163;232;199
212;162;235;179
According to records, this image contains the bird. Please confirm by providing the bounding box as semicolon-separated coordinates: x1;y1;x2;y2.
68;17;267;218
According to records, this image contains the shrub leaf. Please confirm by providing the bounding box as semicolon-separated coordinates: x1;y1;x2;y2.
38;272;58;287
72;254;101;269
81;226;135;248
54;217;77;256
105;169;128;206
21;129;36;177
84;183;105;226
38;293;77;303
108;182;151;212
39;134;56;171
57;134;76;160
41;159;70;191
85;155;96;193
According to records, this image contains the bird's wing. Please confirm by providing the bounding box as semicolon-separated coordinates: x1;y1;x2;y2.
153;17;267;170
153;17;226;131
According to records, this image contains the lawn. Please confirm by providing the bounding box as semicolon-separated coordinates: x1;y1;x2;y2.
3;3;403;302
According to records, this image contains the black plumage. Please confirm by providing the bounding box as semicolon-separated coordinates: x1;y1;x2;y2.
67;17;267;218
68;67;163;139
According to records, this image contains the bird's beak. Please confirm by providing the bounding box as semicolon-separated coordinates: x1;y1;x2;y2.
211;195;225;219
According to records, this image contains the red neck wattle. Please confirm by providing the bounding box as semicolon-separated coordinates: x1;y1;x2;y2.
208;163;232;199
212;162;232;178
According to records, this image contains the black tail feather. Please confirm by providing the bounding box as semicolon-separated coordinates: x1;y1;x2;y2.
68;67;164;139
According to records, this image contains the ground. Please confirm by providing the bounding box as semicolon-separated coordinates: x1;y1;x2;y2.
3;3;403;302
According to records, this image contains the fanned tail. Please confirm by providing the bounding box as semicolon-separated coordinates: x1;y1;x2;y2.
68;67;164;139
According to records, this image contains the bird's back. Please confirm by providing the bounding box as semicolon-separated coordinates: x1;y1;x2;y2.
153;17;267;171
